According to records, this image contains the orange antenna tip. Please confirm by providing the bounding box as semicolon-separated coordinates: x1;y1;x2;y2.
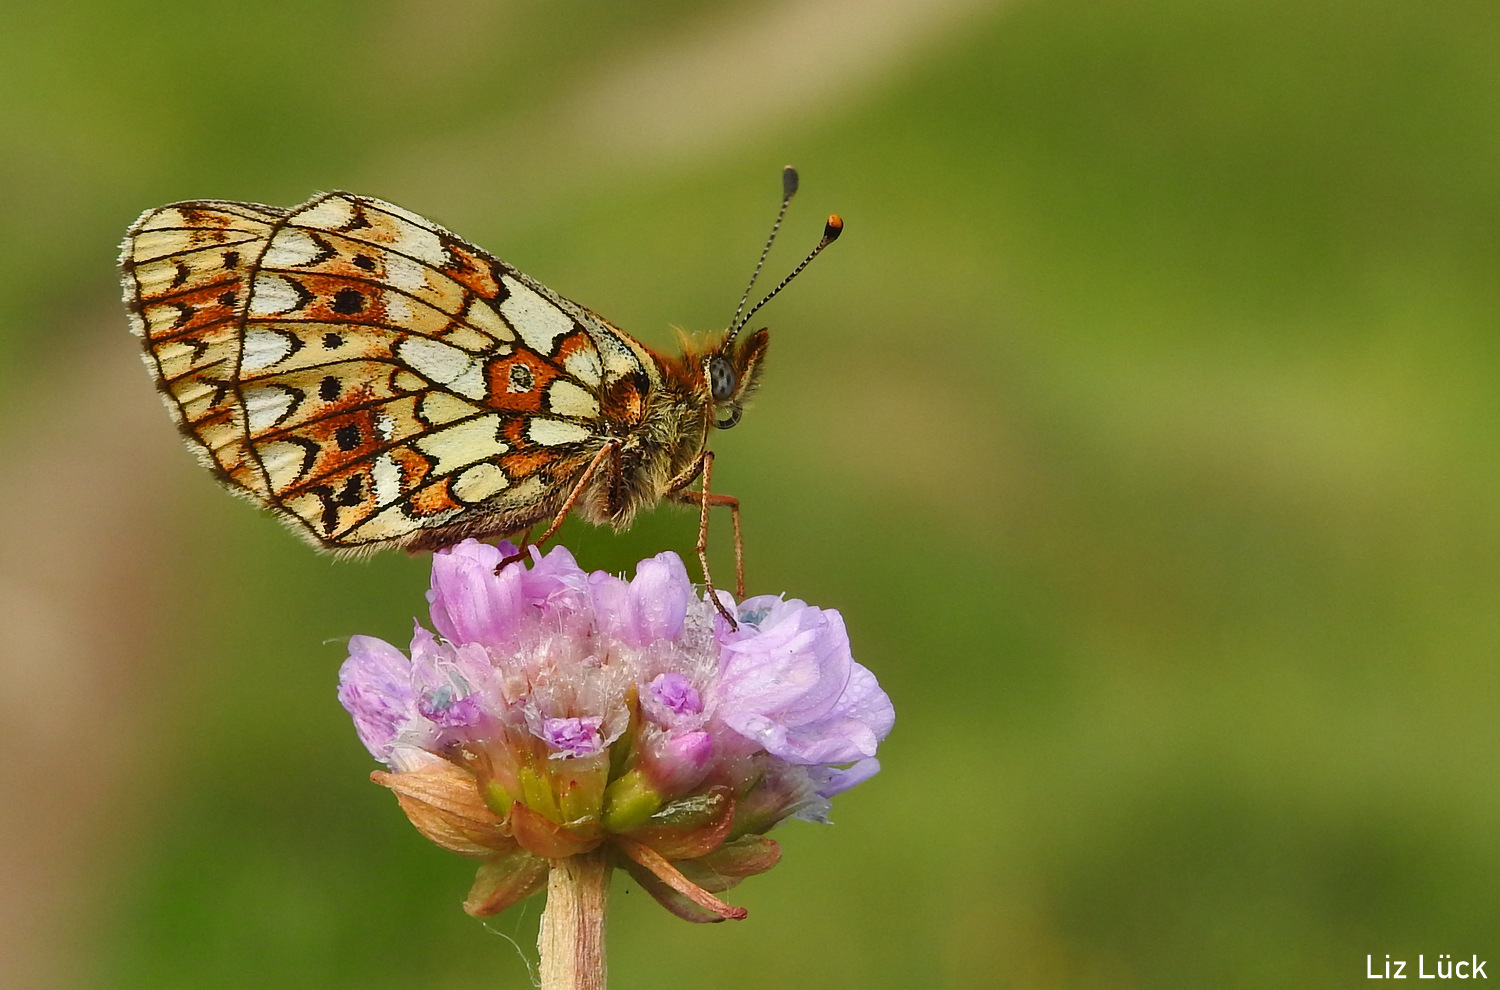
822;214;843;244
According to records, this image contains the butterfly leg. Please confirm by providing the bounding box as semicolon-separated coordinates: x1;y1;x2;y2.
722;492;744;599
667;450;743;627
497;441;620;572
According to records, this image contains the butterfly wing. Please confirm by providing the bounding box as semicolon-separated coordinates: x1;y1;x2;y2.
121;191;661;552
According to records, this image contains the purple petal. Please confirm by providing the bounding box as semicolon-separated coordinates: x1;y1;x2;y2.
591;552;693;646
646;672;703;719
426;540;526;645
716;600;853;748
538;716;604;757
588;570;630;638
626;552;691;644
338;635;418;762
774;662;895;764
811;758;882;798
520;544;592;612
716;602;893;767
733;595;782;630
406;623;492;730
416;690;483;728
643;729;714;794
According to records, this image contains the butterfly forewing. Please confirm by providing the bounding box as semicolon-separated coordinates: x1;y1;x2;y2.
121;191;661;552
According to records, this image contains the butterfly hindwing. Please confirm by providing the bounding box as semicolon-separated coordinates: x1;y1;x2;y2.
121;192;659;552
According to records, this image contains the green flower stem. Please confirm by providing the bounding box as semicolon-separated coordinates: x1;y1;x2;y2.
538;850;610;990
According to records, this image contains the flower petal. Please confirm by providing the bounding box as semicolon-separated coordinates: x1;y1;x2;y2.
626;552;692;644
773;662;895;765
719;600;851;725
714;601;895;767
338;635;418;763
642;672;704;727
590;551;692;646
810;757;882;798
537;715;605;757
520;544;592;613
641;729;714;795
426;540;526;645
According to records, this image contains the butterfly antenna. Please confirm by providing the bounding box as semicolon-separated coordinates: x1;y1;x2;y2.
729;213;844;336
725;166;799;345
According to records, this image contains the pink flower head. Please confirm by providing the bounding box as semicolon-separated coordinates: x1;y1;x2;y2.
338;540;894;921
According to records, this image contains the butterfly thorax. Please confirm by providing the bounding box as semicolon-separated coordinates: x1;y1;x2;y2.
574;327;767;529
575;355;707;526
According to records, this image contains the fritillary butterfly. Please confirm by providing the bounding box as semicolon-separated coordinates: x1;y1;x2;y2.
119;170;840;606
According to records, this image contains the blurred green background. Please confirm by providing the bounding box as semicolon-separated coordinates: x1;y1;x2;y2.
4;0;1500;986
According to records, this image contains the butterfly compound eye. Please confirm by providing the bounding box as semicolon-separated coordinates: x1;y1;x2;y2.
709;354;738;402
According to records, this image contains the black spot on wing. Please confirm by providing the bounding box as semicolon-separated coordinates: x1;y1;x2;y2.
335;423;361;451
331;288;365;315
336;473;364;506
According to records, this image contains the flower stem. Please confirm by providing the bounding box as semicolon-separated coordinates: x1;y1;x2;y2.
538;850;610;990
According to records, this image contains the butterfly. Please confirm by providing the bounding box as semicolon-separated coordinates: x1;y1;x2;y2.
119;169;841;607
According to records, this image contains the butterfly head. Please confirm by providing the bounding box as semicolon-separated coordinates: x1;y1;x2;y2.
705;328;768;430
